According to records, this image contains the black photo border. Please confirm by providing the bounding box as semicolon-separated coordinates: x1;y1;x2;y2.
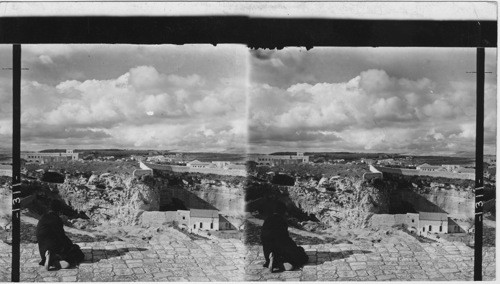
2;13;497;282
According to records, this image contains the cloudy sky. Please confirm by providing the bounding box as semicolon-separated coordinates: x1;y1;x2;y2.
0;45;496;156
249;47;497;155
0;44;248;152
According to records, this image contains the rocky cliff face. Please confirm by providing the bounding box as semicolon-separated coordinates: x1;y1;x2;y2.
290;177;391;229
407;179;475;219
247;170;481;230
246;175;392;230
384;174;477;220
192;179;245;216
57;173;162;226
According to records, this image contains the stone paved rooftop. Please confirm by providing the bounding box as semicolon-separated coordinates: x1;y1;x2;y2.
1;239;245;282
0;236;496;281
246;241;496;281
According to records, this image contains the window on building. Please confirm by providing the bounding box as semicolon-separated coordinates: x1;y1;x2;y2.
439;226;442;232
429;225;432;232
200;222;203;229
412;219;414;223
422;227;425;232
210;223;213;229
194;224;196;229
182;216;185;220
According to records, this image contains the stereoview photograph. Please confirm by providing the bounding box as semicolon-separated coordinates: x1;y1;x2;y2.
244;47;496;281
0;43;496;282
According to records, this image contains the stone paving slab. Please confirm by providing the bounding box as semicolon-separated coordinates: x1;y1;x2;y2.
17;239;245;282
0;242;12;282
0;238;496;282
245;242;496;281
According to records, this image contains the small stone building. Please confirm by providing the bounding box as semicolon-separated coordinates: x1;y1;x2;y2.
188;209;220;232
417;212;448;235
402;212;448;235
416;163;443;172
186;160;216;168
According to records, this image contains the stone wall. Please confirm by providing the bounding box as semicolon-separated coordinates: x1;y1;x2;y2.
145;163;246;177
133;169;153;178
369;214;408;227
373;165;474;180
140;211;178;227
363;172;383;181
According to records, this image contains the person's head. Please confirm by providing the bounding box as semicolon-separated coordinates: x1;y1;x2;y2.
49;199;63;213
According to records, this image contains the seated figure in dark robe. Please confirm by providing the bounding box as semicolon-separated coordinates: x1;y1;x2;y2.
260;201;308;272
36;199;84;270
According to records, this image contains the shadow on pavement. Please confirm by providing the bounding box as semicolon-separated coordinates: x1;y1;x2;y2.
308;250;372;266
81;247;148;263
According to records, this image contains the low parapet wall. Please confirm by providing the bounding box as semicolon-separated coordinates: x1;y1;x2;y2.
145;163;246;177
373;165;474;180
369;214;408;227
140;211;178;226
188;167;246;177
364;166;383;181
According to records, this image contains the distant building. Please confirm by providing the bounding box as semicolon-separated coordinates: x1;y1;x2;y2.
441;164;461;172
186;160;216;168
416;163;443;172
254;152;309;166
377;158;395;165
361;158;375;165
485;156;496;165
21;149;79;164
212;161;231;168
146;155;168;163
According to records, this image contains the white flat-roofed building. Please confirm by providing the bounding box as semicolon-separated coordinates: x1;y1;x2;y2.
189;209;220;231
416;163;443;172
21;149;79;164
186;160;216;168
212;161;231;168
418;212;448;235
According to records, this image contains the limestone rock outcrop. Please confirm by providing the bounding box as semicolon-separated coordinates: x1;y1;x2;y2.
287;177;391;229
57;173;163;226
